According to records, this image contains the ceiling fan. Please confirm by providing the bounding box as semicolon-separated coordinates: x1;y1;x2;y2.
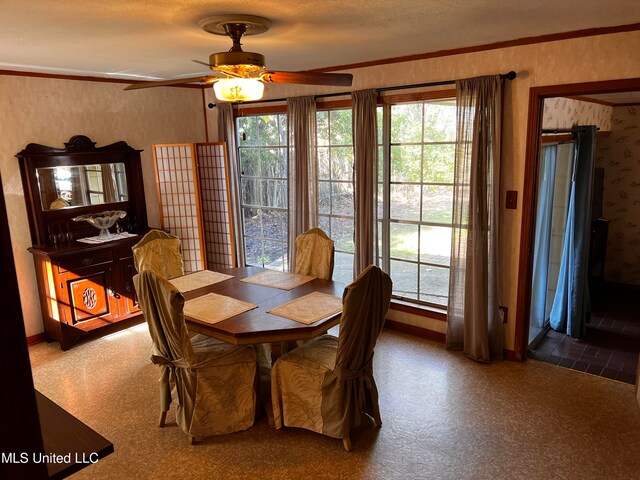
124;14;353;102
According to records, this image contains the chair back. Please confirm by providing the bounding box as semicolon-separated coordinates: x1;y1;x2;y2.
132;229;184;279
133;269;194;365
335;265;392;372
294;227;335;280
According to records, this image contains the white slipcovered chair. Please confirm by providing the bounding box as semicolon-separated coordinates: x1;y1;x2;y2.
294;227;335;280
133;269;257;444
271;265;392;450
132;229;184;279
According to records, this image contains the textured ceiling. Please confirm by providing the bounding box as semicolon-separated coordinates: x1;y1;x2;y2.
0;0;638;81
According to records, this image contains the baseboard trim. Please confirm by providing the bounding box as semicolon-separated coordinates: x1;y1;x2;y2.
27;333;46;346
384;319;446;343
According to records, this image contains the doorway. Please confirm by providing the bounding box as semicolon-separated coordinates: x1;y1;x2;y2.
515;78;640;384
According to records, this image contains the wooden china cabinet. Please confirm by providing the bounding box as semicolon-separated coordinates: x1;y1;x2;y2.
18;135;148;350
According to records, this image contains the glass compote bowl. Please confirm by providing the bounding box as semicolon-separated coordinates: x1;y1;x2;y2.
72;210;127;241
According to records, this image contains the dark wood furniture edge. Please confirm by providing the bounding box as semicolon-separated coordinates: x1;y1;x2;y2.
36;391;113;479
17;135;140;156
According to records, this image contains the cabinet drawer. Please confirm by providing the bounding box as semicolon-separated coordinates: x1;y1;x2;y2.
57;250;113;274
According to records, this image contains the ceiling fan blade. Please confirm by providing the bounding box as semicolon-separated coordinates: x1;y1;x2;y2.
192;59;213;68
124;75;219;90
260;71;353;87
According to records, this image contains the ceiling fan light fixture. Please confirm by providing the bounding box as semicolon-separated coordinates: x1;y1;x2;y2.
213;77;264;102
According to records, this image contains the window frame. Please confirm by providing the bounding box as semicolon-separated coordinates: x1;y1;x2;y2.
235;111;289;271
232;90;456;309
379;92;457;308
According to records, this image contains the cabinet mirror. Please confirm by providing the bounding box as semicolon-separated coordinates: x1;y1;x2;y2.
36;163;129;211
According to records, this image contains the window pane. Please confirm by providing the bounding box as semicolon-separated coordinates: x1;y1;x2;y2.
390;184;420;221
391;104;423;143
238;116;257;146
419;225;451;266
319;215;330;237
331;217;354;253
318;146;330;179
377;107;384;145
329;110;353;145
241;178;258;205
317;111;329;146
262;210;286;242
390;223;418;261
242;207;261;238
425;101;456;142
268;180;287;208
318;181;331;215
264;148;287;178
390;145;421;182
422;185;453;223
330;146;353;181
257;115;282;146
238;113;288;271
423;144;455;183
419;265;450;306
390;260;418;300
331;182;354;216
240;148;259;176
262;240;287;270
334;252;354;284
244;236;263;266
242;179;286;208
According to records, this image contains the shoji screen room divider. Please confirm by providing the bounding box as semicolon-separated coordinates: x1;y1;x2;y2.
152;143;235;273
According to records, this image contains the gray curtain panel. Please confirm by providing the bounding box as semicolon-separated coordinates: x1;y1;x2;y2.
352;89;379;277
217;103;246;267
287;96;318;271
447;75;504;363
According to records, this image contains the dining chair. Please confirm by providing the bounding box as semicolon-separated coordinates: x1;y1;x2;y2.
133;269;258;444
271;265;392;451
294;227;335;280
132;229;184;279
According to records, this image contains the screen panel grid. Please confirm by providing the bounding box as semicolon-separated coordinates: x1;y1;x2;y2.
153;144;204;273
196;143;234;269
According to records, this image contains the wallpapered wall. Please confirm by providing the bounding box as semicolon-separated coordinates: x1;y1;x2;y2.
595;106;640;286
542;97;613;130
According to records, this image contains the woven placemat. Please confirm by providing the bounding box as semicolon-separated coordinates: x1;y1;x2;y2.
184;293;257;325
267;291;343;325
241;270;315;290
169;270;233;293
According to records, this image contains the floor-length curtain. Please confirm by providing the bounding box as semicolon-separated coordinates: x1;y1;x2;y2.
287;96;318;271
549;126;596;338
217;102;246;267
530;145;558;330
446;75;504;363
352;89;379;277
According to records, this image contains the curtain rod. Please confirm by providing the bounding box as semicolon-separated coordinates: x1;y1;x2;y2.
207;70;517;109
541;126;598;134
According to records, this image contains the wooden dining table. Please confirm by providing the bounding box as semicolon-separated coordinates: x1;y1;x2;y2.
180;266;345;346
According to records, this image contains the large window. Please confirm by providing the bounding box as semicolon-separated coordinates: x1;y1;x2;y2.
316;109;355;284
380;99;456;306
237;114;289;270
235;96;456;308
